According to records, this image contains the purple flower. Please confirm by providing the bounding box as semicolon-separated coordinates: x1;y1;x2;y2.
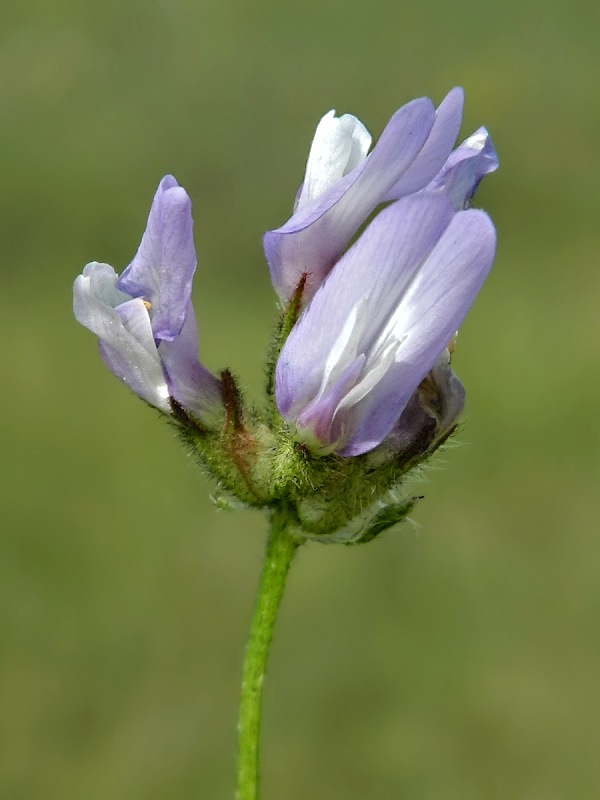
73;175;222;422
274;129;498;457
264;87;465;304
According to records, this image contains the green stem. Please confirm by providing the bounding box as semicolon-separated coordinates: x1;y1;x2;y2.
236;509;300;800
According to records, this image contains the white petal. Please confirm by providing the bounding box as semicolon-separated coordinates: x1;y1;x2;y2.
73;264;170;411
297;111;371;209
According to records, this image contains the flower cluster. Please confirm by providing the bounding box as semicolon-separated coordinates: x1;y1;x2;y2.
74;88;497;542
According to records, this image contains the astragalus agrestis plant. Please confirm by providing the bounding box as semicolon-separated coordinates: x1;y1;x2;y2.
74;86;498;800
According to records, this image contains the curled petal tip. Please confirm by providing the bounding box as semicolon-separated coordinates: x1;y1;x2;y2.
427;126;499;209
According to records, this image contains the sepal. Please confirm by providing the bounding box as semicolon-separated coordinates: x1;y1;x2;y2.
171;373;279;509
265;275;307;407
169;357;462;545
345;496;421;546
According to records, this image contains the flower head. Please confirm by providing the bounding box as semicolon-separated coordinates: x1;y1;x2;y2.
275;114;498;457
73;175;222;423
71;90;500;541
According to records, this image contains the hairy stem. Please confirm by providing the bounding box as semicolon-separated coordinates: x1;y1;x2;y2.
236;509;300;800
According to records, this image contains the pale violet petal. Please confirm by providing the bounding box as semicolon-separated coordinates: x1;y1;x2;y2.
118;175;197;342
426;126;499;209
159;302;223;422
275;193;456;447
295;355;365;452
383;87;464;200
337;209;496;455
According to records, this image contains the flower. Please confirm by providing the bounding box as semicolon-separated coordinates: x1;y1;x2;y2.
275;121;498;457
73;175;222;422
264;87;466;304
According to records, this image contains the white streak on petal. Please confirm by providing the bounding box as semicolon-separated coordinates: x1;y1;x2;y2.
316;299;367;395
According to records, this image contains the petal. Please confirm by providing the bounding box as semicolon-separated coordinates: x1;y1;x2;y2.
81;260;132;307
276;194;454;408
265;97;437;302
114;296;159;355
276;195;496;456
117;175;197;342
294;355;365;452
158;302;223;422
425;126;499;209
74;263;170;411
275;193;456;443
384;86;465;200
296;110;371;210
338;209;496;455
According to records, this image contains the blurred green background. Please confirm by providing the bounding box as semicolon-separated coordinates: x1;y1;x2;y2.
2;0;599;797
